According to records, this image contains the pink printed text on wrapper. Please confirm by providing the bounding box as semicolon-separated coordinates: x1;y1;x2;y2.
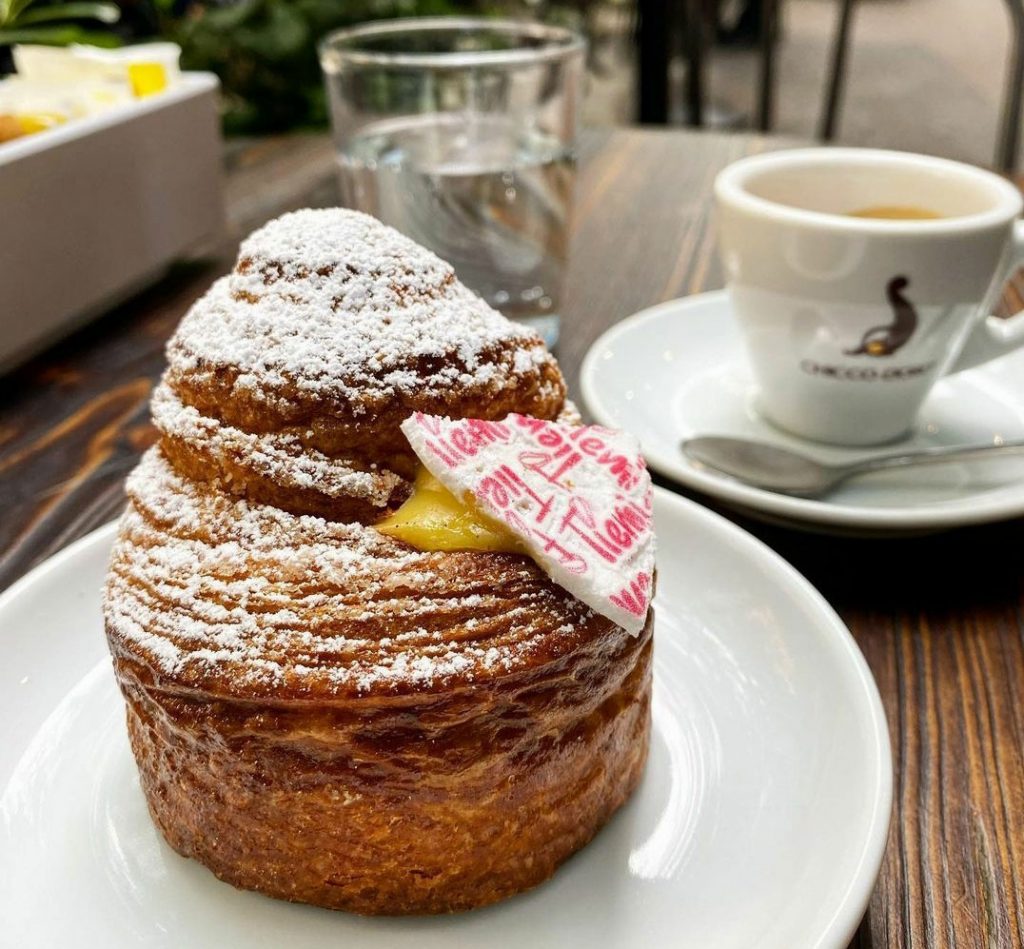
400;413;656;636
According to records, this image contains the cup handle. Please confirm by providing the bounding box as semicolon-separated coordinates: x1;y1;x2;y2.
947;219;1024;374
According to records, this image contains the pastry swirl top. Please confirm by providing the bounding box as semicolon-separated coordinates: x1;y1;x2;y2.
104;448;631;702
157;209;566;520
101;210;643;703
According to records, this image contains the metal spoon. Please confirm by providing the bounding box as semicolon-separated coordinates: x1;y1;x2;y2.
681;435;1024;498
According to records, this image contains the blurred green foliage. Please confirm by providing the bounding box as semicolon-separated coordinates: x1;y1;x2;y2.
0;0;121;48
156;0;505;134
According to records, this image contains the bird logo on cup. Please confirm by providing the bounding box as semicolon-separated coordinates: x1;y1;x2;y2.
845;276;918;357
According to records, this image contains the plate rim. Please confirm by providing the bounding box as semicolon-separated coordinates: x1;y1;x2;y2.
652;487;891;948
580;289;1024;531
1;498;891;948
0;519;119;611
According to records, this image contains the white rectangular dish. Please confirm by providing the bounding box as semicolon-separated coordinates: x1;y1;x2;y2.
0;72;224;372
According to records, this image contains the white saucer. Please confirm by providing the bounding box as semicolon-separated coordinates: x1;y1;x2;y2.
581;290;1024;533
0;492;890;949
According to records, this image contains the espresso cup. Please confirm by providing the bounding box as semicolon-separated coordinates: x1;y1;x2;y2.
714;148;1024;445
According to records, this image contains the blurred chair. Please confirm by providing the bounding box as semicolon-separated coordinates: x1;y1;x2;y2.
636;0;673;122
638;0;1024;173
998;0;1024;171
756;0;780;130
818;0;1024;173
817;0;854;142
635;0;775;130
636;0;707;125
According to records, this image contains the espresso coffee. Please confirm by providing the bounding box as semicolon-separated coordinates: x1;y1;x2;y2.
847;205;943;220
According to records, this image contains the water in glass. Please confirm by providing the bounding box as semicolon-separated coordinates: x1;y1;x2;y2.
338;113;574;347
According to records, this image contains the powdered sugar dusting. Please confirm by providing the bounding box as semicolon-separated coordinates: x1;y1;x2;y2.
165;209;559;410
151;382;402;506
104;449;601;698
104;210;599;698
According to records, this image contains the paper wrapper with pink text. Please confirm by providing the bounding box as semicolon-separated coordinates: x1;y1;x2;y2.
401;413;656;635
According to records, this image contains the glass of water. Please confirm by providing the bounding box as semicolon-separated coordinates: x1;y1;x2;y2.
319;18;584;348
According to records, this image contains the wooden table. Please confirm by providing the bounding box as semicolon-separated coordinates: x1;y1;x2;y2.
2;128;1022;948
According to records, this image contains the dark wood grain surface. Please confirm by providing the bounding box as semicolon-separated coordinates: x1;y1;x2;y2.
2;127;1023;948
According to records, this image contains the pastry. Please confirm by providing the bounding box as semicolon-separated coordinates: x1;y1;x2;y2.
103;209;654;915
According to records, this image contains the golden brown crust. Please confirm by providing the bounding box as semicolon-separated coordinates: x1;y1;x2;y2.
103;209;652;915
105;449;653;913
168;337;566;443
106;448;618;703
117;613;651;914
157;427;412;525
154;209;566;520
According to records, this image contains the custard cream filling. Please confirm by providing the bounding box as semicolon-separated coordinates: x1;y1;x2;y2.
376;467;523;554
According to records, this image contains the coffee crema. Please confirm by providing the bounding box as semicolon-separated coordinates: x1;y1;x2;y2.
846;205;943;220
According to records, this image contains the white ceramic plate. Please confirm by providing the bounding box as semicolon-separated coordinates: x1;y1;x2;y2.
581;291;1024;533
0;491;890;949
